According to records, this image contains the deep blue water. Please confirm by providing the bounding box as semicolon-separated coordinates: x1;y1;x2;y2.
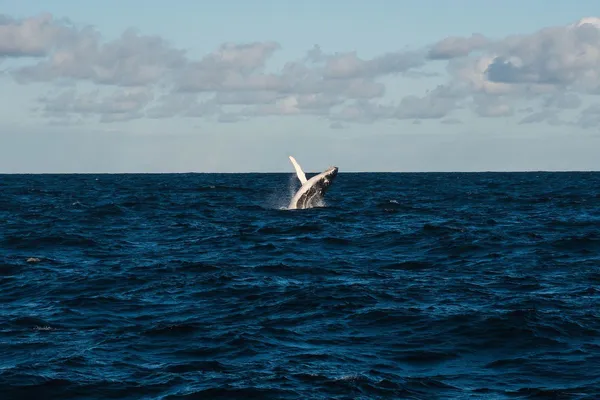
1;172;600;399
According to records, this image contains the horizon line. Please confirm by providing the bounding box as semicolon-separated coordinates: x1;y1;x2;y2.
1;169;599;175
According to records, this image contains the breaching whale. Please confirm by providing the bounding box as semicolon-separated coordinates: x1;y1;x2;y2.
288;156;338;210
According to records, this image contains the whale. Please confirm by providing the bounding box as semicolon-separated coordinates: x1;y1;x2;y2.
288;156;338;210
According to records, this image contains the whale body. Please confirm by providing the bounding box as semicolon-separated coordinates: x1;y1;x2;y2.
288;156;338;210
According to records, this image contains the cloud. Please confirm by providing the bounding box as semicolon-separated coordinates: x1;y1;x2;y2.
428;34;489;60
440;118;462;125
329;121;344;129
429;17;600;127
575;104;600;128
330;100;395;123
396;85;462;119
14;27;186;86
484;21;600;90
217;113;245;123
2;14;433;124
248;93;344;117
518;110;567;125
145;92;219;119
543;92;582;109
472;95;514;117
0;13;65;57
176;42;281;92
39;87;154;122
5;13;600;127
321;50;425;79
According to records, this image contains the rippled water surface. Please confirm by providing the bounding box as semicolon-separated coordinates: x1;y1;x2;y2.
1;172;600;399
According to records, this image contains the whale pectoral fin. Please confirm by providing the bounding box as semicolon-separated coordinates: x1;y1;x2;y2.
288;156;307;184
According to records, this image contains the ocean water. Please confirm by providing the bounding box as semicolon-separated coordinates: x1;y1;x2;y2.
1;172;599;399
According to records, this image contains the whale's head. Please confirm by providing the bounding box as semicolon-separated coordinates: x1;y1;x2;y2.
319;166;338;191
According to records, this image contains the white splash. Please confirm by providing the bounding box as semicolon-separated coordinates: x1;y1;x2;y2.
265;173;299;210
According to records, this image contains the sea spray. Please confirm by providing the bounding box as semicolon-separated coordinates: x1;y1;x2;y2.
265;173;299;209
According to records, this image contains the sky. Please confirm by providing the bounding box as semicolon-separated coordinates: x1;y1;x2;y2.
1;0;600;173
